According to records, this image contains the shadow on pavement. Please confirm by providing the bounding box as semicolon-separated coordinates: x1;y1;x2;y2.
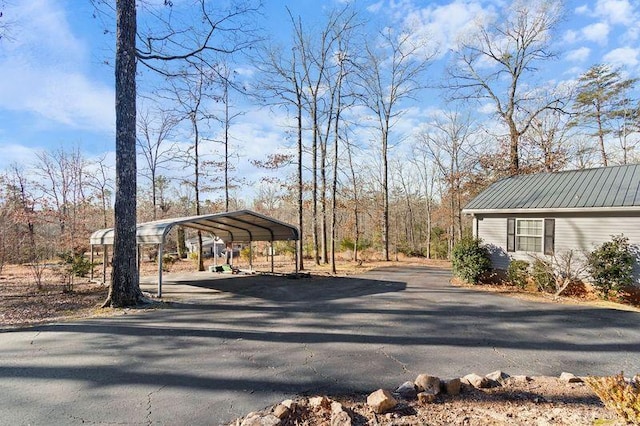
163;273;407;302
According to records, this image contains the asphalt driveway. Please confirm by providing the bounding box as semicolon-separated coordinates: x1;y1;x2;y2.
1;266;639;425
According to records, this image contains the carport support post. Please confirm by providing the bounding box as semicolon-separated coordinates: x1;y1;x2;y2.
102;245;108;285
249;242;253;271
294;241;298;275
270;241;274;273
157;243;164;298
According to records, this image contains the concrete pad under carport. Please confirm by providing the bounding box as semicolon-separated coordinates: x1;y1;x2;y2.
1;265;639;425
140;269;409;303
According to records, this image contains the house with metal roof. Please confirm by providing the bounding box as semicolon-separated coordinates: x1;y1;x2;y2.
462;164;640;282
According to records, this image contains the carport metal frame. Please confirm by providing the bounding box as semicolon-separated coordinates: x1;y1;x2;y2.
89;210;300;297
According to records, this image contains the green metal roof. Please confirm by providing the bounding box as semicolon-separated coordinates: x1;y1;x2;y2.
463;164;640;213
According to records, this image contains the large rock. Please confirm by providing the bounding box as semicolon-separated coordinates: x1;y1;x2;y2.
330;400;352;425
444;378;462;395
331;401;344;414
462;373;491;389
367;389;397;414
503;375;532;387
395;381;418;399
331;410;352;426
273;404;290;419
417;392;437;404
414;374;441;394
309;396;331;409
281;399;296;410
486;370;510;384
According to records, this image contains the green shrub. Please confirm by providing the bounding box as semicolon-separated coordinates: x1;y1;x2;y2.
586;235;634;300
451;237;491;284
340;238;371;252
161;254;176;272
59;251;93;278
586;373;640;424
531;259;556;293
240;246;252;262
507;260;530;289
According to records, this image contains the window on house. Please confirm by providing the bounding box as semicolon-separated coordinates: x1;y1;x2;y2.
507;218;555;254
516;219;543;252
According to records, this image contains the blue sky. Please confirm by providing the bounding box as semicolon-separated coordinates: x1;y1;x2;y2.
0;0;639;195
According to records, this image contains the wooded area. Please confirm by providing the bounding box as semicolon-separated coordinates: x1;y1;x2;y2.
1;0;639;307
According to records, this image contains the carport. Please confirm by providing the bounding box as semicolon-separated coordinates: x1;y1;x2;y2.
89;210;300;297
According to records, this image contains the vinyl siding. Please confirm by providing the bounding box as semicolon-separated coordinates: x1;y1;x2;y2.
476;216;510;270
475;212;640;283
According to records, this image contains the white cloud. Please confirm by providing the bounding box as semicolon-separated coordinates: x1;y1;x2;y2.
0;143;39;169
565;47;591;62
367;1;384;13
595;0;635;25
562;29;579;44
477;102;496;115
401;0;493;57
563;66;584;76
603;46;640;67
0;0;115;131
581;22;610;44
575;5;590;15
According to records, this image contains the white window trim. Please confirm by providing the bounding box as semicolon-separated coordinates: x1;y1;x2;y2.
515;218;544;253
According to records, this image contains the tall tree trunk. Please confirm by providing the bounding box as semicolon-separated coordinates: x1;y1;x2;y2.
104;0;142;307
320;134;328;264
382;130;390;261
508;120;519;175
425;194;431;259
297;96;304;271
312;104;319;265
192;115;204;271
330;68;343;274
151;168;157;220
176;226;187;259
346;139;359;263
596;102;608;166
224;80;230;212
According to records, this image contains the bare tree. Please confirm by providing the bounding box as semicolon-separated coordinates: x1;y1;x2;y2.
410;149;437;259
522;109;570;172
86;155;114;229
137;106;179;220
168;65;216;271
416;110;479;252
215;64;245;212
355;29;432;260
254;33;307;271
447;0;563;175
102;0;259;307
290;7;355;265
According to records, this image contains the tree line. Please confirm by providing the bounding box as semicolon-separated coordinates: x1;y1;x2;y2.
1;0;638;307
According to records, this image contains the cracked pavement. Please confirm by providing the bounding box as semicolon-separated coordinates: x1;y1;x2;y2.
1;265;639;425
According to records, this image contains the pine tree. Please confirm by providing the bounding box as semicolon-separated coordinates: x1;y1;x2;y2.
572;64;638;166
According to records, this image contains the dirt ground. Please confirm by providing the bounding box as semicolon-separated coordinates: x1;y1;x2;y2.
232;376;622;425
0;258;633;424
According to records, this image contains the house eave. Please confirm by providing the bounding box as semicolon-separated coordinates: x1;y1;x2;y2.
462;206;640;215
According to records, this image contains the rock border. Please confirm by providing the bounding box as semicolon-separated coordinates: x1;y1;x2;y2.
231;371;594;425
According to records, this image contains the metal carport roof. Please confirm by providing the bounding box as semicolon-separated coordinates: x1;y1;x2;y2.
90;209;299;245
89;210;299;297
